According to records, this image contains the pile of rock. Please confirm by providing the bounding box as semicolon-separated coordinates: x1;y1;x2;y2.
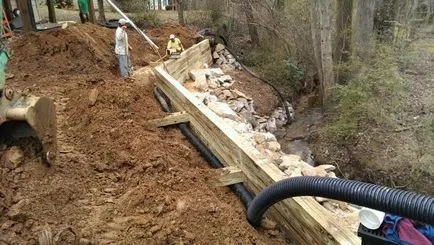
212;44;242;71
187;65;359;227
189;68;294;134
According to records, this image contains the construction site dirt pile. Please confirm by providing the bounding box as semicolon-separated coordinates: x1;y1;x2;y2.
0;24;288;244
9;23;196;77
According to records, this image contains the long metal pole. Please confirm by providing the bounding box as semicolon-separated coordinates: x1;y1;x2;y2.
105;0;159;52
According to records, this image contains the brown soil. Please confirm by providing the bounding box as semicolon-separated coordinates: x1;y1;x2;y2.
226;70;279;115
0;24;288;244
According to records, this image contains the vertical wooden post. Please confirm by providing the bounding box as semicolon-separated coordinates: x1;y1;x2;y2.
97;0;106;23
16;0;32;32
47;0;56;23
87;0;96;23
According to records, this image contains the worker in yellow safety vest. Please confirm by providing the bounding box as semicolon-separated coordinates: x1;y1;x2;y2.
166;34;184;55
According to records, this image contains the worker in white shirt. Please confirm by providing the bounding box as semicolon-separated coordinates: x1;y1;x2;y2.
115;19;133;80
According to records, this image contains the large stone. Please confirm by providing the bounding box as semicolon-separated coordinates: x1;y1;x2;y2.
278;162;291;171
88;88;99;106
208;102;241;121
253;132;267;144
228;58;236;64
279;155;303;171
266;118;277;133
281;154;302;165
222;82;233;89
223;119;252;134
193;74;208;92
219;55;228;63
212;52;220;59
263;132;277;142
208;68;224;77
232;89;248;99
302;166;328;177
266;141;281;152
215;43;225;53
240;109;257;127
220;64;235;72
217;75;233;84
207;79;219;89
316;164;336;172
189;69;211;80
222;90;234;100
232;101;245;113
4;146;24;169
216;59;223;65
204;94;218;105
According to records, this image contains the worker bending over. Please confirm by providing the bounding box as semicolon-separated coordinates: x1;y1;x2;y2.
115;19;133;80
166;34;184;55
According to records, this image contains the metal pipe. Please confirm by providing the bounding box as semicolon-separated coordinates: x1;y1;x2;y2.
105;0;159;52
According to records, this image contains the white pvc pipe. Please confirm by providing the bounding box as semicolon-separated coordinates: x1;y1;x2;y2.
105;0;159;51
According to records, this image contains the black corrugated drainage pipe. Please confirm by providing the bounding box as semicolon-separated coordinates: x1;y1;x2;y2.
247;176;434;227
152;86;254;207
218;36;293;125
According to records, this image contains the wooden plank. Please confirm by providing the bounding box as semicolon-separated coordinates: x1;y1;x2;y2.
213;166;245;187
151;40;360;244
148;111;189;127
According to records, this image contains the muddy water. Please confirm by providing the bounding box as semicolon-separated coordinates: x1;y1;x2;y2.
275;107;323;166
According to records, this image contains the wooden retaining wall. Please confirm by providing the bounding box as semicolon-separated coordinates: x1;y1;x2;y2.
153;39;360;245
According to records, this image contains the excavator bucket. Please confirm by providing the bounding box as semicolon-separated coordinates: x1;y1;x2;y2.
0;89;57;164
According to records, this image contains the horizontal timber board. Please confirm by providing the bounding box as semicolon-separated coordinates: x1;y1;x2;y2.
152;40;360;245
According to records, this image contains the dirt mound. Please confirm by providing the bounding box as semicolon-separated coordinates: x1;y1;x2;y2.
147;24;198;50
8;24;196;78
1;24;288;244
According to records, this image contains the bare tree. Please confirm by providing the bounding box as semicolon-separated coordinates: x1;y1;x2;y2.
97;0;106;23
244;0;260;46
176;0;185;25
335;0;353;64
158;0;162;10
310;0;335;106
352;0;376;57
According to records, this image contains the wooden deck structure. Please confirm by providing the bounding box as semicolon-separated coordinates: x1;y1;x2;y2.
153;39;361;245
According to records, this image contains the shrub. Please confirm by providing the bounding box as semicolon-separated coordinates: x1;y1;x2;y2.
325;44;408;140
129;11;161;28
241;47;304;96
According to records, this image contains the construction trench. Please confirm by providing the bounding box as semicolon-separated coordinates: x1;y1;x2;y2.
0;23;433;244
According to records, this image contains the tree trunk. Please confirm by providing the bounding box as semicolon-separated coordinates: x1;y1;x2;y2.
310;0;322;83
352;0;376;57
176;0;185;25
244;0;260;46
97;0;106;23
335;0;353;64
319;0;335;105
87;0;96;24
47;0;56;23
158;0;162;10
310;0;335;106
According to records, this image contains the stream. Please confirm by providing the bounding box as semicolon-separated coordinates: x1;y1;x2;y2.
275;105;323;167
